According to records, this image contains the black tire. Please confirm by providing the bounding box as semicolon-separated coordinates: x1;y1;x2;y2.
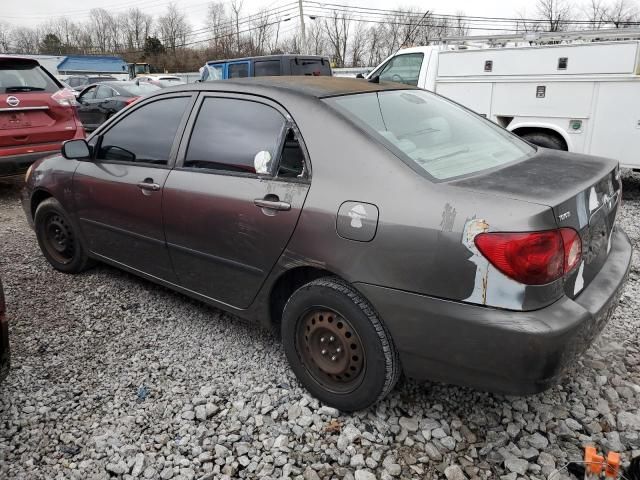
519;131;566;150
281;277;400;411
34;197;93;274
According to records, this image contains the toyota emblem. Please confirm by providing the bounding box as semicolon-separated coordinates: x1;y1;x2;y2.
6;96;20;107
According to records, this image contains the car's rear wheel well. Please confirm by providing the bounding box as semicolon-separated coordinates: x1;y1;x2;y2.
30;190;53;221
269;266;336;328
511;127;568;151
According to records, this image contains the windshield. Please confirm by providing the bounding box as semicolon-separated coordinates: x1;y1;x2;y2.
325;90;534;180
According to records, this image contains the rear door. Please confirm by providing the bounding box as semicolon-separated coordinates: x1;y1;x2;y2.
73;93;195;281
163;94;310;308
0;57;77;149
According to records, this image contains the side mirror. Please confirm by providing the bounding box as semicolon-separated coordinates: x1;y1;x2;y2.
356;73;364;79
61;139;91;160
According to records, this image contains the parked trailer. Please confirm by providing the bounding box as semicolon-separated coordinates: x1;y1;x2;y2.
367;30;640;169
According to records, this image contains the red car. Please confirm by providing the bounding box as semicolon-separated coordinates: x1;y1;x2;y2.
1;56;85;177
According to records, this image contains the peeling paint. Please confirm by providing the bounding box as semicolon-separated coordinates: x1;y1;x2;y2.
574;261;585;295
462;217;490;305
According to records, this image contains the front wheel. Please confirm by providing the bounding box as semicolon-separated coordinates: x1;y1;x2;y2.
281;277;400;411
34;198;93;273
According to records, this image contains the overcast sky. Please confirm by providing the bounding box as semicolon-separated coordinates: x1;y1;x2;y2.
4;0;534;30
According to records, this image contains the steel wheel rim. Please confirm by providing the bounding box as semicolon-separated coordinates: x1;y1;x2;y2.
296;308;366;394
42;213;75;264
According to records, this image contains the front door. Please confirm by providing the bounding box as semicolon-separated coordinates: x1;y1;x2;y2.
163;95;310;308
76;86;102;129
73;94;194;281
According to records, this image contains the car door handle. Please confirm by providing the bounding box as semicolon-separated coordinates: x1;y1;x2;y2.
254;199;291;211
137;181;160;191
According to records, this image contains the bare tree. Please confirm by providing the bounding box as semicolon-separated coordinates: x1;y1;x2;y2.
124;8;153;50
349;22;367;67
536;0;573;32
230;0;243;53
0;21;12;53
607;0;639;28
207;2;234;56
90;8;113;53
12;27;41;54
583;0;609;29
250;8;272;55
158;3;190;52
323;11;350;67
306;19;327;56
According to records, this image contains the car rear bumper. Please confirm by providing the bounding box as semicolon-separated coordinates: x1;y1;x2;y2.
355;227;632;395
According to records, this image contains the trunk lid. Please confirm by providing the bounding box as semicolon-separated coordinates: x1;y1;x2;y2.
451;149;621;297
0;58;78;150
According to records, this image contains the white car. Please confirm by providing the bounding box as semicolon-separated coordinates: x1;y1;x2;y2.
135;75;185;88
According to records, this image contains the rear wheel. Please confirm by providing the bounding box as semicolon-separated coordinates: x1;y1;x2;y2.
34;198;93;273
519;131;566;150
281;277;400;411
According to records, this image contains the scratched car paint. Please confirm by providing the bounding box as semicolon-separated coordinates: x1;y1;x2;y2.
21;77;631;411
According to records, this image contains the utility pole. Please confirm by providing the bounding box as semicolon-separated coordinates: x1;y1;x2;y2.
298;0;306;53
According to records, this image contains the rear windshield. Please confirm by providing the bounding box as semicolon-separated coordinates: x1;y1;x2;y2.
290;59;331;76
324;90;534;180
0;61;59;93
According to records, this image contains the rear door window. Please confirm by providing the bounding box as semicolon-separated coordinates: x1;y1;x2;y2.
0;60;59;93
96;96;191;165
254;60;281;76
228;62;250;78
184;97;286;174
377;53;424;86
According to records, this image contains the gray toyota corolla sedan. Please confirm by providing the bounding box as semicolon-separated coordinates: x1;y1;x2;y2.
21;77;631;411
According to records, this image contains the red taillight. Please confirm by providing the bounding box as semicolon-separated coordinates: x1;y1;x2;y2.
125;96;140;105
51;88;77;107
474;228;581;285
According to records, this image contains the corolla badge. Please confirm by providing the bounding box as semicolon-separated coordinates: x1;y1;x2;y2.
348;204;367;228
6;96;19;107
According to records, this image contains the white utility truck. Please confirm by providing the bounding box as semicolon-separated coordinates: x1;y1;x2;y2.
366;29;640;169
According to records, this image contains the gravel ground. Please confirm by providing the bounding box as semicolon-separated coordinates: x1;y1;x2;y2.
0;175;639;480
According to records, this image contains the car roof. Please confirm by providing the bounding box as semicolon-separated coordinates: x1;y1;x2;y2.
177;76;415;99
205;54;329;65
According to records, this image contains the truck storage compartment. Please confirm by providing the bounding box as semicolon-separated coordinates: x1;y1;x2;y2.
437;41;640;77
